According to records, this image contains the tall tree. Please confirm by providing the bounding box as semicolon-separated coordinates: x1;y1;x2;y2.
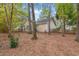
4;3;14;37
31;3;37;40
56;4;76;37
28;3;32;34
61;8;66;37
9;3;14;36
48;4;51;34
57;4;66;37
75;4;79;42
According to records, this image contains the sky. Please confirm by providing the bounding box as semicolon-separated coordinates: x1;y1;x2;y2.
23;3;56;21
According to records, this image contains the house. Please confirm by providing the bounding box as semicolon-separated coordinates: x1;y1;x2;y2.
15;16;76;33
36;17;61;32
14;16;61;32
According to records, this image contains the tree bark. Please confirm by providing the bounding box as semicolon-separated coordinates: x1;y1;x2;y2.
4;4;9;31
48;4;51;34
28;3;32;34
9;3;13;36
75;4;79;42
4;4;13;37
62;18;66;37
61;9;66;37
31;3;37;40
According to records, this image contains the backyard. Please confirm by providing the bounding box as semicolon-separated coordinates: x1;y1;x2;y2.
0;3;79;56
0;32;79;56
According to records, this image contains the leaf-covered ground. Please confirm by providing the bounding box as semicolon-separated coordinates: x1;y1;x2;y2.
0;32;79;56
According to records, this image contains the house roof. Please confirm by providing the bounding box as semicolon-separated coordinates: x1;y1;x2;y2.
36;17;56;25
36;18;48;25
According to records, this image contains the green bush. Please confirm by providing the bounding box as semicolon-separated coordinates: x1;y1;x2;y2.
8;34;19;48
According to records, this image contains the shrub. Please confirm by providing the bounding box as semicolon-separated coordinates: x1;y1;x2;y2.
8;34;19;48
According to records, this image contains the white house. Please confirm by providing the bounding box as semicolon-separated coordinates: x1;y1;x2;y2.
36;17;61;32
14;16;76;32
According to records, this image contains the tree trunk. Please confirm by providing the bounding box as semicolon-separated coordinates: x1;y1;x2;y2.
28;3;32;34
61;9;66;37
48;4;51;34
4;4;13;37
62;19;66;37
75;4;79;42
31;3;37;40
9;3;13;36
4;4;9;32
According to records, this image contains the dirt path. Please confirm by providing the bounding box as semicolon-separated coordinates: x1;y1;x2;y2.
0;33;79;56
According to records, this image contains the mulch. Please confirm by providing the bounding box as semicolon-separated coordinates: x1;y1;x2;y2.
0;32;79;56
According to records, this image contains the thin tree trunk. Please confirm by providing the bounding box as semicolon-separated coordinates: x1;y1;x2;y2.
62;18;66;37
9;3;13;36
28;3;32;34
4;4;9;31
48;4;51;34
75;4;79;42
31;3;37;40
61;9;66;37
4;4;13;37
